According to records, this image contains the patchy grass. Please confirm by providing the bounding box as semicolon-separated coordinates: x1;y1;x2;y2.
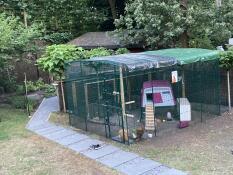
51;111;233;175
113;114;233;175
0;105;119;175
49;112;69;126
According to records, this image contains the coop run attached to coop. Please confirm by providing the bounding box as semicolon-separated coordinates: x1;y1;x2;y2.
64;48;221;144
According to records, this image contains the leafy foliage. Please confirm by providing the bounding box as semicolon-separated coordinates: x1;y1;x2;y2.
0;0;108;35
0;13;41;52
0;12;41;91
220;47;233;70
43;84;56;98
115;0;184;49
187;1;232;48
37;44;83;78
115;48;129;55
83;47;113;59
1;0;127;34
37;45;128;79
41;32;73;44
7;95;26;109
115;0;233;49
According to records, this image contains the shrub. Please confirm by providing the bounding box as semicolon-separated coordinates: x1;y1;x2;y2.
16;85;25;95
84;47;113;58
26;81;38;92
115;48;130;55
7;96;25;109
220;49;233;70
0;74;17;93
43;84;56;97
27;98;38;111
37;44;83;78
41;32;73;44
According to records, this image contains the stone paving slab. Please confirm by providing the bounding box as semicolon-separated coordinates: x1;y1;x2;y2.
115;157;161;175
81;145;119;159
55;133;89;146
28;123;53;131
33;125;58;133
141;165;171;175
35;125;64;135
44;129;76;140
97;150;139;168
68;138;103;153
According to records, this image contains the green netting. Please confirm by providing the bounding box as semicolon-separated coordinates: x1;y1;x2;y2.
145;48;220;65
64;48;221;144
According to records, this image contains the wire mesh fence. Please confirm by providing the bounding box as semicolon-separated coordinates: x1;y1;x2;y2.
64;50;221;144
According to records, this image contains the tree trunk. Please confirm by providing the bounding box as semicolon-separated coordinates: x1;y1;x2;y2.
216;0;222;7
23;9;28;28
108;0;117;19
227;70;231;112
180;0;189;48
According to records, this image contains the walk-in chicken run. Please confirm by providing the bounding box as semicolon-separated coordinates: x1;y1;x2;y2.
64;48;220;144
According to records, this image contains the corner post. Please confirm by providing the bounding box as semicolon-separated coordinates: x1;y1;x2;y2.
119;67;127;141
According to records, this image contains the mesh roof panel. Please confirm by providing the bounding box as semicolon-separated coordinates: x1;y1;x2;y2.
90;53;177;72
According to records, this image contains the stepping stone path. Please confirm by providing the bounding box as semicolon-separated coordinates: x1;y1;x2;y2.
26;97;187;175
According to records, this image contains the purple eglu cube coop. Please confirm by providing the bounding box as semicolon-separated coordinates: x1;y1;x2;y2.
141;80;175;108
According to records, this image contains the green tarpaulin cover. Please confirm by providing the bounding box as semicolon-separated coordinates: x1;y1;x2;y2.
145;48;220;65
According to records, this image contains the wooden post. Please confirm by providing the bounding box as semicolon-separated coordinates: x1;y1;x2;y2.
84;84;90;118
24;73;30;117
127;77;132;110
119;67;127;129
72;82;77;108
60;80;66;112
113;78;117;103
227;70;231;112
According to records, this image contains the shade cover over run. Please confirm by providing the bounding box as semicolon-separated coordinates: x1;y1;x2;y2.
145;48;220;65
91;53;178;72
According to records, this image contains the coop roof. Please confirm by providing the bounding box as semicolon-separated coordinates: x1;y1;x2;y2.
68;32;120;49
145;48;220;65
90;53;178;72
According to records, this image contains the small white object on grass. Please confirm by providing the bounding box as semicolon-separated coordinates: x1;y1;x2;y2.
167;112;172;120
28;115;32;118
148;133;153;138
132;133;137;139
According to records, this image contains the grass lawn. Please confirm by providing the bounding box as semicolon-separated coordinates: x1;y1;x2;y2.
0;105;119;175
112;113;233;175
